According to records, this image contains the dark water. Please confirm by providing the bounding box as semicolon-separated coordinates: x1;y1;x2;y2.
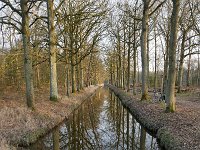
28;87;159;150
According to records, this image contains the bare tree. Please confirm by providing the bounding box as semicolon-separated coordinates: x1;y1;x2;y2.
47;0;58;101
0;0;35;108
166;0;180;113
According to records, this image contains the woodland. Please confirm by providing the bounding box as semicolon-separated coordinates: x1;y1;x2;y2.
0;0;199;149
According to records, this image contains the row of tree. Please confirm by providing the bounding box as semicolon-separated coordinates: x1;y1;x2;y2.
106;0;199;112
0;0;108;108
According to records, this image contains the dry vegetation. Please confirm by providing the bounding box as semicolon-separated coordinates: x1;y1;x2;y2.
0;85;98;149
109;85;200;150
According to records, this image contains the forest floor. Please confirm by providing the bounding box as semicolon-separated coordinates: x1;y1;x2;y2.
0;85;99;150
108;85;200;150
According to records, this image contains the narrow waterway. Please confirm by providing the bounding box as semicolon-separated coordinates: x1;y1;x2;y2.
28;87;160;150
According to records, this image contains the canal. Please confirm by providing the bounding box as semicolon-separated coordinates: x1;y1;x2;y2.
28;87;160;150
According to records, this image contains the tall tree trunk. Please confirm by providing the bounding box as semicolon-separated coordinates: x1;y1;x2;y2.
177;31;186;93
163;33;169;96
47;0;58;101
80;61;83;90
154;27;157;91
123;27;126;90
141;0;150;100
187;40;192;87
65;50;70;96
137;50;140;83
133;18;137;95
117;29;122;88
166;0;180;113
76;53;80;92
127;18;131;92
198;48;200;86
71;55;76;92
21;0;34;108
147;32;150;87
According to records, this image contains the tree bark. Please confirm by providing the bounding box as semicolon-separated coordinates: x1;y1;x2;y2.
123;27;126;90
117;29;122;88
198;48;200;86
127;17;131;92
47;0;58;101
154;26;157;91
187;40;192;87
177;31;186;93
166;0;180;113
141;0;150;100
133;18;137;95
20;0;34;108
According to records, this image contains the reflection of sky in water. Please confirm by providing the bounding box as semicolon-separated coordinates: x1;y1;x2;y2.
97;100;116;148
28;88;160;150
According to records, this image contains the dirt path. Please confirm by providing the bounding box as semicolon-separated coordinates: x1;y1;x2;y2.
108;85;200;150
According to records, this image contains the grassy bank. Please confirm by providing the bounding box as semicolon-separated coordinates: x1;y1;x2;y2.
108;85;200;150
0;85;99;149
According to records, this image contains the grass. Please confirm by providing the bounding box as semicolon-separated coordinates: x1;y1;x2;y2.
0;85;98;148
0;139;16;150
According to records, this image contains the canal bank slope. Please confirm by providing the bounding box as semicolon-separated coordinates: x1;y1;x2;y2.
108;85;200;150
0;85;99;149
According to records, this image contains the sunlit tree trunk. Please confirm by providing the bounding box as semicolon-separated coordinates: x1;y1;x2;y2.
166;0;180;113
47;0;58;101
20;0;34;108
141;0;150;100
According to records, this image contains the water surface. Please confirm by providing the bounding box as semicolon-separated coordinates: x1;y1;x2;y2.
29;87;159;150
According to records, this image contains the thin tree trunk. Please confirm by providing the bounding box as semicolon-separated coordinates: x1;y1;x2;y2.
47;0;58;101
177;31;186;93
147;32;150;87
163;34;169;96
137;50;140;83
80;61;83;90
198;48;200;86
133;18;137;95
76;53;80;92
154;27;157;91
65;50;70;96
71;55;76;92
187;40;192;87
117;29;122;88
127;18;131;92
21;0;34;108
166;0;180;112
123;27;126;90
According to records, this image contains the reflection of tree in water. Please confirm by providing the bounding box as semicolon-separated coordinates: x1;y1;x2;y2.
28;88;159;150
